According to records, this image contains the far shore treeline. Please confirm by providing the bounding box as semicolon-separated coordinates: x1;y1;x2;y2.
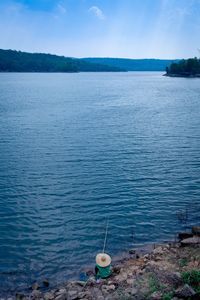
0;49;178;72
0;49;123;72
166;57;200;77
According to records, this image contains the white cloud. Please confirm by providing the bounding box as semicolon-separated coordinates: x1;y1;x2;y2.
89;6;105;20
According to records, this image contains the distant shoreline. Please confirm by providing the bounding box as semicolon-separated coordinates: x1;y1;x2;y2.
164;73;200;78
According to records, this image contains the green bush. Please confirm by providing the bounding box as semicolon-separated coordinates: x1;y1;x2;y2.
162;292;174;300
181;270;200;293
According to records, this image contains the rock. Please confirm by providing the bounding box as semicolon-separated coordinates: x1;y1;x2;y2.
129;265;139;273
32;282;40;290
150;291;163;300
78;290;92;299
126;278;134;285
178;232;193;240
44;292;54;300
31;290;42;299
75;280;85;287
175;284;196;298
192;226;200;236
115;272;127;282
91;287;103;299
43;279;50;287
55;294;67;300
67;290;78;300
181;237;200;246
85;276;96;286
165;272;183;287
55;289;67;296
153;247;163;255
108;284;115;291
101;284;115;296
131;288;138;295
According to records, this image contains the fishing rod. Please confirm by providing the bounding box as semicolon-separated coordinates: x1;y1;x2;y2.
102;218;109;253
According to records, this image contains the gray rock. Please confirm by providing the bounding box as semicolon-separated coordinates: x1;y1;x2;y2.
165;272;183;287
101;284;115;296
181;237;200;245
67;290;79;300
131;288;138;295
55;288;67;296
75;281;85;287
31;290;42;299
77;291;91;299
44;292;54;300
153;247;163;255
55;294;67;300
175;284;196;298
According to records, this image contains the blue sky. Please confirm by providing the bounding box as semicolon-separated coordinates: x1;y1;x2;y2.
0;0;200;58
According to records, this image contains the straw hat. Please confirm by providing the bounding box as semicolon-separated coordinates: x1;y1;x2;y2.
96;253;111;267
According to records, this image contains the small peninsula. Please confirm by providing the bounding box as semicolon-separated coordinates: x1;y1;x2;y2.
165;57;200;77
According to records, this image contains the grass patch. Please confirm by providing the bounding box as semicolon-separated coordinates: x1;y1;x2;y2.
162;291;174;300
181;269;200;294
148;273;165;294
179;258;188;267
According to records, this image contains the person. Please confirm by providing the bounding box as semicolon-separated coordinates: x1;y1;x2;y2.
95;253;112;280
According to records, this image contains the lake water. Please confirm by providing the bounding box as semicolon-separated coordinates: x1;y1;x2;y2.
0;72;200;294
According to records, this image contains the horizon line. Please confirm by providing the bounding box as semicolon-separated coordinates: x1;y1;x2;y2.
0;48;185;61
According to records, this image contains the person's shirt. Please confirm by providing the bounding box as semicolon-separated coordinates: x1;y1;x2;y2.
96;264;112;278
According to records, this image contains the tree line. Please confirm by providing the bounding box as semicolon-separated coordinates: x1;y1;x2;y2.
0;49;122;72
166;57;200;76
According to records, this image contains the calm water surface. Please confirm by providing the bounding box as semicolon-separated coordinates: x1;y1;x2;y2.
0;72;200;294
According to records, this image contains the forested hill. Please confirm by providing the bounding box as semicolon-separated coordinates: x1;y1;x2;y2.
0;49;123;72
166;58;200;77
82;57;179;71
0;49;180;72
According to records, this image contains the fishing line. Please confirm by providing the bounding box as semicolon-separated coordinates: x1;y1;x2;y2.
102;218;109;253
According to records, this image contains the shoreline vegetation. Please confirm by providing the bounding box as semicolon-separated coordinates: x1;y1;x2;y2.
165;58;200;78
7;226;200;300
0;49;177;73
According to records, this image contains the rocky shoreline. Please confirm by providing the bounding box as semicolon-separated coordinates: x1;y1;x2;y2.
4;227;200;300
